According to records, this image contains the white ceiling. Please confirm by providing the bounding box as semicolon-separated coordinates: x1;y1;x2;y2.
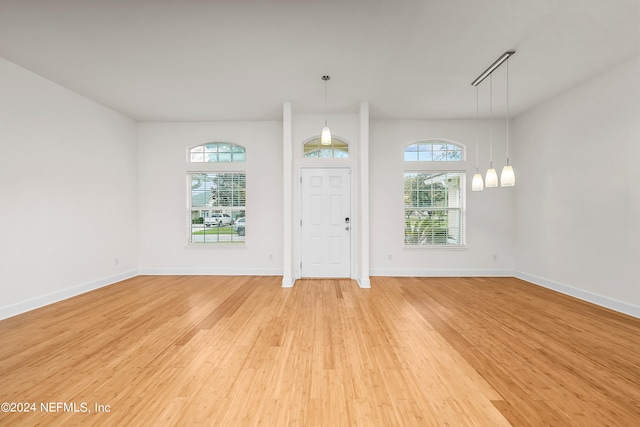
0;0;638;121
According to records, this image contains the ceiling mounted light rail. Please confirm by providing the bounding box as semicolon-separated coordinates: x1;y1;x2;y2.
471;51;515;87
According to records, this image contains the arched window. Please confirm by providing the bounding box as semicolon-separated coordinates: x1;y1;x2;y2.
190;142;246;163
404;141;463;162
303;137;349;158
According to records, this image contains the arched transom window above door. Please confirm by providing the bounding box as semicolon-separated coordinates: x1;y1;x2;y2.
303;137;349;158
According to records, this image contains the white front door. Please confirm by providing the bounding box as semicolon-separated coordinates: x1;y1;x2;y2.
301;168;351;278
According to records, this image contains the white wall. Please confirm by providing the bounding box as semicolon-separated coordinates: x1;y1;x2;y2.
514;56;640;316
0;58;139;319
369;119;515;275
137;122;283;274
3;51;637;319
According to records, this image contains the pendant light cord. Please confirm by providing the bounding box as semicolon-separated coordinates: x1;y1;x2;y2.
324;76;329;126
506;58;510;166
475;85;480;173
489;74;493;168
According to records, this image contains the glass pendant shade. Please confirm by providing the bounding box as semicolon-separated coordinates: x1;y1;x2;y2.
500;165;515;187
472;173;484;191
321;125;331;145
485;167;498;188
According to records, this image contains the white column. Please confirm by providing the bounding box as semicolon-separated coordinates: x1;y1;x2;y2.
358;101;371;288
282;102;294;287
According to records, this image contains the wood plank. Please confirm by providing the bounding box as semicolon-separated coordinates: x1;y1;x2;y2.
0;275;638;425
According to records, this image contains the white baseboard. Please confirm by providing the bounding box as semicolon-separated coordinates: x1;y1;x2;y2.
515;271;639;319
281;277;295;288
6;269;634;321
370;268;514;277
0;270;138;320
138;268;283;276
357;277;371;288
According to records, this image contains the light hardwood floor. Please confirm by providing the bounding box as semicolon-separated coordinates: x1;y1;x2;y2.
0;276;638;426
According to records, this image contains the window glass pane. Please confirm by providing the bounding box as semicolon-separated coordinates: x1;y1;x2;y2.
332;140;348;150
448;150;462;161
334;149;348;158
419;143;432;152
191;191;207;207
190;153;204;162
204;144;218;152
405;143;419;153
192;173;207;183
430;191;447;207
303;142;318;156
416;192;430;207
418;150;433;161
191;146;204;153
432;150;446;161
404;151;418;161
218;153;232;162
232;152;246;162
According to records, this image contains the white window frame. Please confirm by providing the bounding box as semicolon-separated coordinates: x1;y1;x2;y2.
403;140;466;248
404;171;466;248
187;172;246;246
187;141;246;247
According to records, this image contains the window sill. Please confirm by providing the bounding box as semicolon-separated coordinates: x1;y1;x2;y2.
403;245;467;251
185;243;247;250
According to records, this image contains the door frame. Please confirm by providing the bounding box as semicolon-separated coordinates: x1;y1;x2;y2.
297;166;354;279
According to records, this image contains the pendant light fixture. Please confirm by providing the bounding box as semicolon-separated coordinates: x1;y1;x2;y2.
471;50;516;191
485;74;498;188
500;56;515;187
472;85;484;191
320;75;332;145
